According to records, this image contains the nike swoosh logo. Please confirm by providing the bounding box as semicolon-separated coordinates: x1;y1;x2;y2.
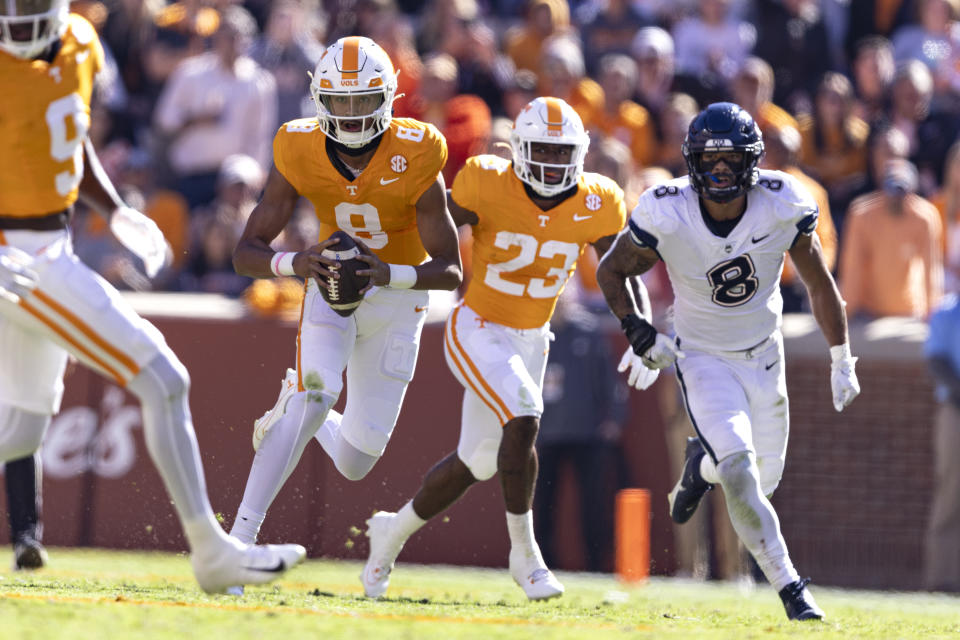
765;360;778;370
573;214;592;222
752;234;770;243
243;560;286;573
380;177;400;185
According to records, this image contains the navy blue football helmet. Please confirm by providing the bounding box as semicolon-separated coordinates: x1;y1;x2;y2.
682;102;764;203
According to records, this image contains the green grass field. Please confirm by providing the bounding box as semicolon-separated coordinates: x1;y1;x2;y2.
1;549;958;639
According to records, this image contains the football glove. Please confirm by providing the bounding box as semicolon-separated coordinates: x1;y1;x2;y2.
617;347;660;390
642;333;686;370
0;245;38;304
829;344;860;412
109;206;170;278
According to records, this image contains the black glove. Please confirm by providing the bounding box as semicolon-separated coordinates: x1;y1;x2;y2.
621;313;657;357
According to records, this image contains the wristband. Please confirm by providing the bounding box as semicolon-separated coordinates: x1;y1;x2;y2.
388;263;417;289
830;343;852;364
270;252;296;277
621;313;657;357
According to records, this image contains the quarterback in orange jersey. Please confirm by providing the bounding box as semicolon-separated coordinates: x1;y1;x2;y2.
0;1;305;590
360;97;635;600
226;36;462;569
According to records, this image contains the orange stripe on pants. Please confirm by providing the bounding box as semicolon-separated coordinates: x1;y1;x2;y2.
444;325;507;425
448;306;514;423
18;299;126;385
33;289;139;377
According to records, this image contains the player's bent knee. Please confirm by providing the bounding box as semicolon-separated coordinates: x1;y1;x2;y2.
715;451;757;494
131;353;190;402
461;447;498;481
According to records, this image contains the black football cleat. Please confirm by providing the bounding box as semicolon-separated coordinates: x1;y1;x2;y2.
667;437;714;524
13;535;48;570
778;577;825;621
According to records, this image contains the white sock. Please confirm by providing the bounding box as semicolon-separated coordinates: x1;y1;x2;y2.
506;510;544;566
392;501;427;542
230;504;266;545
700;453;720;484
183;512;229;555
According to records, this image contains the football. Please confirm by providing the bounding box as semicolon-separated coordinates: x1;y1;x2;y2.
318;230;369;317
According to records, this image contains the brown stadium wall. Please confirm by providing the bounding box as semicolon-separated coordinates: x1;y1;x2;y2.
0;295;934;590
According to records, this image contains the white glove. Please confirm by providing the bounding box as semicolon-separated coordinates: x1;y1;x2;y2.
618;347;661;390
109;206;170;278
0;245;38;304
642;333;686;370
830;344;860;412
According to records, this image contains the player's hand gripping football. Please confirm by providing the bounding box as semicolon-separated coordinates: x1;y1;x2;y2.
353;238;390;294
830;344;860;412
109;206;170;278
293;235;349;290
0;245;38;304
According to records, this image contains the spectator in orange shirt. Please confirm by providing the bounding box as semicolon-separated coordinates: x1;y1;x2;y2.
762;125;838;312
798;72;870;216
730;56;799;138
593;54;657;168
405;53;492;188
539;34;605;129
840;159;944;320
504;0;571;77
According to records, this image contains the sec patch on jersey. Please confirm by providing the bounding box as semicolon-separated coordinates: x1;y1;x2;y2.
319;231;369;317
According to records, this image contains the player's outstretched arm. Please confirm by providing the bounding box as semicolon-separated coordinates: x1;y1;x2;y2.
404;175;463;291
789;232;848;349
78;138;169;277
790;232;860;411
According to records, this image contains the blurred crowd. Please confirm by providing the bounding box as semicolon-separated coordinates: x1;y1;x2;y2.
71;0;960;323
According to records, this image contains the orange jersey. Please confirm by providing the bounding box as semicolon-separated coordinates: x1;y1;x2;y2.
273;117;447;265
0;14;104;217
453;155;626;329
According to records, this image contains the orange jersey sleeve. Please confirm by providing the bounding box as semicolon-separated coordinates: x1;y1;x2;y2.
457;156;626;329
0;14;104;216
274;117;447;265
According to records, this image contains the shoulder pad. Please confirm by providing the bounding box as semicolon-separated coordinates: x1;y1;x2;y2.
467;154;512;174
634;177;689;235
754;170;818;223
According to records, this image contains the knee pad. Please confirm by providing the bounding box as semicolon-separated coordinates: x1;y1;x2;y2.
715;451;758;495
130;352;189;403
0;405;51;461
459;440;499;482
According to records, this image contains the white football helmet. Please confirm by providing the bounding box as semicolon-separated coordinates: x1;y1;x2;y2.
309;36;398;148
0;0;69;59
510;97;590;197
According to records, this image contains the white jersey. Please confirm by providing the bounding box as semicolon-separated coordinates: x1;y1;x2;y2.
628;170;818;352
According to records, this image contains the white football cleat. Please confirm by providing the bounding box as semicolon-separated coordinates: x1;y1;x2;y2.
509;550;564;601
253;368;298;451
191;537;306;594
361;511;405;598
